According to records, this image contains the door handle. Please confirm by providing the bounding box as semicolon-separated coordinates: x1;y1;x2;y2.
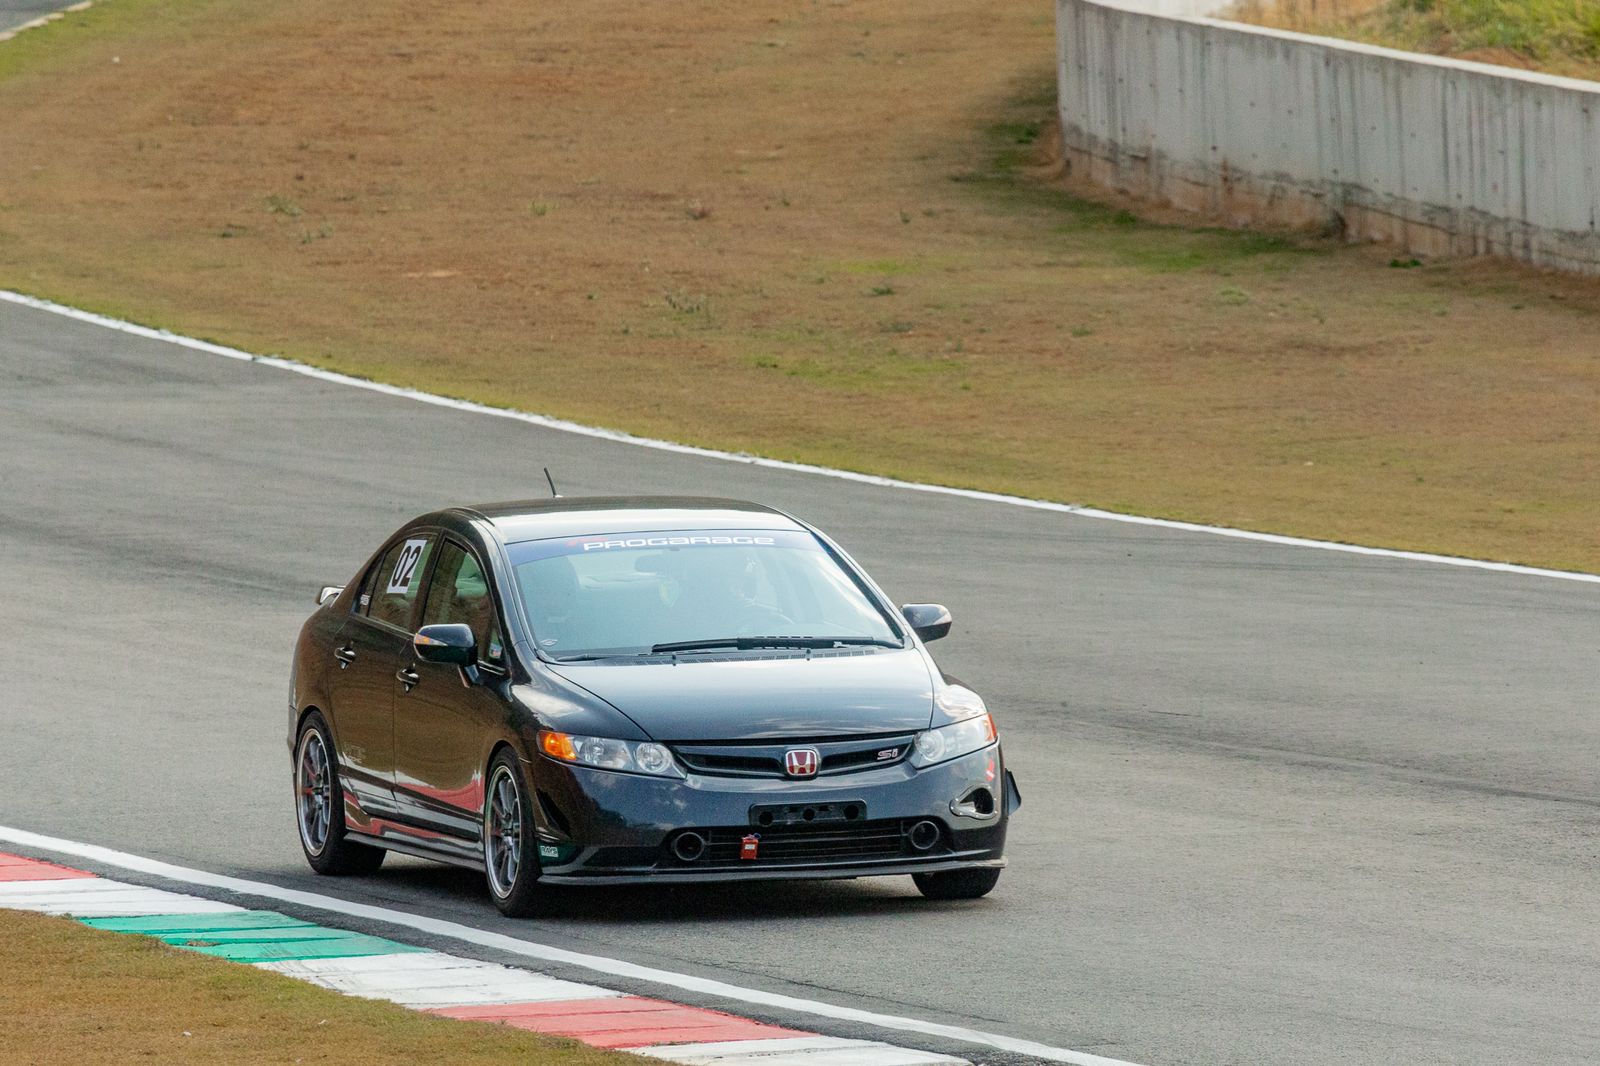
396;665;420;691
334;645;357;668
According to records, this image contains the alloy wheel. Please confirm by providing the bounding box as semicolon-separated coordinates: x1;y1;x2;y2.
296;728;333;856
485;765;523;897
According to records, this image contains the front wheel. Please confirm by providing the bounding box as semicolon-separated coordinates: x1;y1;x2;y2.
295;712;385;876
913;866;1001;900
483;750;543;917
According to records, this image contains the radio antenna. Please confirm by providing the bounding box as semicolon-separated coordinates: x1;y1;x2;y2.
544;467;560;498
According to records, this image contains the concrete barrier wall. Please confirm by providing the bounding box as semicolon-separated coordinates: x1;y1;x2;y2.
1056;0;1600;273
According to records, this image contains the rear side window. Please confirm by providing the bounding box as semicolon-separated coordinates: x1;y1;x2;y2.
366;533;434;631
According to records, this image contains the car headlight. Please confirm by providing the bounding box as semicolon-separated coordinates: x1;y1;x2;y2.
910;712;996;768
538;730;681;777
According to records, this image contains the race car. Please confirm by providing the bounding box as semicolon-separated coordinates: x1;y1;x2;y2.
289;496;1019;915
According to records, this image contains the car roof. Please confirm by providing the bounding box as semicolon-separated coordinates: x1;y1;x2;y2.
455;496;806;544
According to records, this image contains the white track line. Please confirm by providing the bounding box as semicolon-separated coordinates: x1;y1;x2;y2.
640;1037;967;1066
0;825;1145;1066
0;1;92;42
2;288;1594;586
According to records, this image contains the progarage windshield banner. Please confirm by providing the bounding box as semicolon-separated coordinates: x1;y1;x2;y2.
507;529;822;562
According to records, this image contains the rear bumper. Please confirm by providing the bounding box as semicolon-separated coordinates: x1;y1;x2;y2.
529;743;1013;884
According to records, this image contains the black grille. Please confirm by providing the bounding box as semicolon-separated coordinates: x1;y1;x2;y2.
673;735;914;779
666;818;943;867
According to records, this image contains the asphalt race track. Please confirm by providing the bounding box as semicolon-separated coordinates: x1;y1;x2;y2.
2;297;1597;1066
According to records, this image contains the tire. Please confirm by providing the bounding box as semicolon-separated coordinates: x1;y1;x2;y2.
294;712;385;876
913;866;1001;900
483;749;543;917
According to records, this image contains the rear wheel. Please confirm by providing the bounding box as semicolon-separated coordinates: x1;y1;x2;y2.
295;712;385;876
913;866;1001;900
483;750;543;917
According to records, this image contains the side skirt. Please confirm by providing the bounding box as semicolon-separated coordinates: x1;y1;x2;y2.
346;828;485;872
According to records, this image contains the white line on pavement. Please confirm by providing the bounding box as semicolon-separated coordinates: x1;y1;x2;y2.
2;288;1595;586
639;1036;968;1066
0;825;1146;1066
0;1;93;42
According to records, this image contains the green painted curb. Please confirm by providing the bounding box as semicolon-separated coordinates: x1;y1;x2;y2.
80;910;425;963
180;932;421;962
82;911;312;934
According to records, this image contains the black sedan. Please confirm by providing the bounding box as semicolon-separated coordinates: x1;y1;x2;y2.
289;496;1018;915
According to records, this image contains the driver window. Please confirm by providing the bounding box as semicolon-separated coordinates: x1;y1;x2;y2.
422;541;504;664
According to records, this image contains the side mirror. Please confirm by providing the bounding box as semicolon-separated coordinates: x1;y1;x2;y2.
317;585;345;606
900;603;953;643
414;623;476;666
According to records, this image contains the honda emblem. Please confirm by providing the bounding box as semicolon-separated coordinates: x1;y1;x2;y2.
784;748;819;777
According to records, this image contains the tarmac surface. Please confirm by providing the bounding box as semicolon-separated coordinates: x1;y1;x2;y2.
2;296;1597;1066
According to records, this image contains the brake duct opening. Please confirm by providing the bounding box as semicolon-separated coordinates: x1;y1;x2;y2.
950;785;996;819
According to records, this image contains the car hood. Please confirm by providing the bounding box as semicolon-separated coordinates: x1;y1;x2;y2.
547;648;937;742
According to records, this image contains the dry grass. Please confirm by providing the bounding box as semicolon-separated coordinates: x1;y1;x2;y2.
0;908;635;1065
1230;0;1600;80
1;0;1598;571
1227;0;1388;30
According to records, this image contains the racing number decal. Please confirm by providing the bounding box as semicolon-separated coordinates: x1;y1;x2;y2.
386;538;427;594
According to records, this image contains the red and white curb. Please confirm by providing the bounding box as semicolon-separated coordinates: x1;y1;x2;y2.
0;850;966;1066
0;854;242;916
258;951;618;1009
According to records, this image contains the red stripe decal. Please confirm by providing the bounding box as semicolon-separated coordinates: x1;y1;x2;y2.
0;852;96;881
433;995;808;1046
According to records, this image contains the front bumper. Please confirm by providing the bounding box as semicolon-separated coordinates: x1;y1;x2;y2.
528;743;1013;885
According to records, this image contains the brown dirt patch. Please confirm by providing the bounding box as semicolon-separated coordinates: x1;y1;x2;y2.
1;0;1598;570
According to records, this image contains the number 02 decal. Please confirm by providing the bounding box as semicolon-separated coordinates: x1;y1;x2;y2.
386;538;427;594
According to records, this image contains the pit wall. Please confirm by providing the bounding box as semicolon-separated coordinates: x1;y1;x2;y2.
1056;0;1600;273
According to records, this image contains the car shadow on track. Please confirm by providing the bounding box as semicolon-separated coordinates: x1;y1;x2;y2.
371;861;953;924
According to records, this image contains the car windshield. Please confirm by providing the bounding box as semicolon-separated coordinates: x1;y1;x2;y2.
508;528;902;659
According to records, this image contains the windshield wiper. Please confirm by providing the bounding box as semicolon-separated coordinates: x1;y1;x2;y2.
649;636;900;654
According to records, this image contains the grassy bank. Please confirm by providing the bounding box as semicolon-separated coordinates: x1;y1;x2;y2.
1;0;1598;571
0;908;632;1065
1229;0;1600;80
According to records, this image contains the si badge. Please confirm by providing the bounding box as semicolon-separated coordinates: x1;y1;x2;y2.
740;834;760;860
